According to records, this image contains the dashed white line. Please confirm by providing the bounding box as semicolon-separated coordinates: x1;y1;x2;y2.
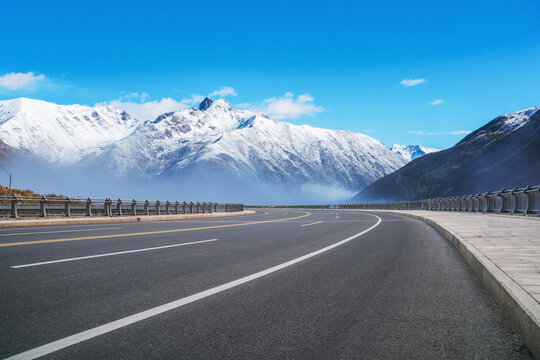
0;227;123;237
5;215;382;360
300;221;323;227
11;239;219;268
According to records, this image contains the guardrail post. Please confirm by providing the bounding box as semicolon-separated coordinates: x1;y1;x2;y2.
472;194;480;212
182;201;187;214
131;199;137;216
528;186;540;214
208;202;212;213
64;197;71;217
485;192;498;212
174;201;180;214
479;193;488;212
189;201;194;213
225;203;229;212
11;195;18;219
106;198;113;217
117;199;123;216
144;200;149;215
86;198;92;216
214;203;218;212
501;188;518;214
40;196;47;218
156;200;161;215
165;201;171;215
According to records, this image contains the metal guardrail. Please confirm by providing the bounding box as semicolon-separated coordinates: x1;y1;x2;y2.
249;185;540;215
0;196;244;218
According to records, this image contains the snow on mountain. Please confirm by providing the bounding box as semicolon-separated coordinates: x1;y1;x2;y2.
389;144;439;162
87;98;407;190
0;98;141;164
461;106;540;143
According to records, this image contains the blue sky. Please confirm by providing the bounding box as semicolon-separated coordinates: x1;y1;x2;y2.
1;0;539;149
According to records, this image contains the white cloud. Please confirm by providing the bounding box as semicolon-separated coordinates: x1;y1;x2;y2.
100;87;323;122
400;78;426;87
98;85;236;121
430;99;444;106
180;94;206;107
209;86;237;98
0;72;45;90
253;92;324;120
99;97;187;121
408;130;471;135
118;92;150;102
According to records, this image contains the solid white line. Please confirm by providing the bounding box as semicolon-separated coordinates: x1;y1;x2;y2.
5;214;382;360
0;227;123;237
300;221;323;227
11;239;219;268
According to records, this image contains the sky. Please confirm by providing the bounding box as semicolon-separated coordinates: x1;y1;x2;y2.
1;0;539;150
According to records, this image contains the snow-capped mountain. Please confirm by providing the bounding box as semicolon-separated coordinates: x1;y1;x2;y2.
389;144;439;162
0;98;141;164
355;106;540;201
87;98;407;190
0;97;409;200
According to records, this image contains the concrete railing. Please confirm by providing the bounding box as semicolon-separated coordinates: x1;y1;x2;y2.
0;196;244;218
249;185;540;215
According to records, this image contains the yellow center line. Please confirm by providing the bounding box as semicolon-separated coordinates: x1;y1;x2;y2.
0;212;312;247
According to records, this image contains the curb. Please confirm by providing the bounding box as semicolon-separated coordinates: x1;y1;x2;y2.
371;210;540;359
0;210;256;228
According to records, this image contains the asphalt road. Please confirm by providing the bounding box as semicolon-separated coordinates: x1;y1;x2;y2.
0;209;531;359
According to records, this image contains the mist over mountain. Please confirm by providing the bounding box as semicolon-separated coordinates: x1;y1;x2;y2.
354;106;540;202
0;97;407;203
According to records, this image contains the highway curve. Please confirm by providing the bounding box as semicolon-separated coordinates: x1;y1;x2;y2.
0;209;530;359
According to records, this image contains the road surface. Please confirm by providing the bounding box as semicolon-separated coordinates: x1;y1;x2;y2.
0;209;530;359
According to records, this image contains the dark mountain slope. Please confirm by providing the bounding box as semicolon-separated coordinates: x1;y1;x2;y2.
353;107;540;201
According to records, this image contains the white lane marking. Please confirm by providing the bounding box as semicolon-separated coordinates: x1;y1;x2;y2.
11;239;219;268
6;215;382;360
0;227;123;237
335;215;340;219
300;221;323;227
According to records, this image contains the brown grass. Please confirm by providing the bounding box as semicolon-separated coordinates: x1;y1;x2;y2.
0;185;64;198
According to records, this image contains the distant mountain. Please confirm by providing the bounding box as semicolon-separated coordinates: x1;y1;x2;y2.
0;97;407;201
85;97;407;190
353;106;540;201
0;98;140;164
389;144;439;162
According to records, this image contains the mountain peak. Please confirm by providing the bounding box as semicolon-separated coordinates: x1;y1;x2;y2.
389;144;439;162
198;97;214;111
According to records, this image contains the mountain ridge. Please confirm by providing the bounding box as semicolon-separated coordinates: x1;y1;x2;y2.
0;97;407;202
353;105;540;202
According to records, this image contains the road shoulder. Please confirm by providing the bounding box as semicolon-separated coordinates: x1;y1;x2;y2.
0;210;257;228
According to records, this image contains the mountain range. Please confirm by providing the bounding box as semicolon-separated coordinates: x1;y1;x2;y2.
354;106;540;201
0;97;411;202
3;96;534;203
